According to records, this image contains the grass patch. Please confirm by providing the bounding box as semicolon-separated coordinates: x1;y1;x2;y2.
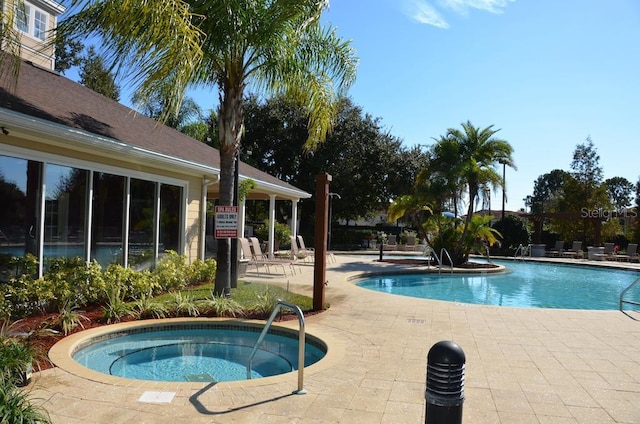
152;280;314;313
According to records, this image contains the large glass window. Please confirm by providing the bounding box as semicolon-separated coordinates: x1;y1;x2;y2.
0;153;186;276
43;164;89;265
160;184;183;253
0;155;41;279
128;178;156;267
92;172;125;267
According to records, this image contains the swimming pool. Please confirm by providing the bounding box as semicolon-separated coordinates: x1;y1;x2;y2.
64;321;327;383
356;260;640;310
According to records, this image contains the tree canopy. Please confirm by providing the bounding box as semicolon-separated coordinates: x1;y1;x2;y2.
241;95;425;232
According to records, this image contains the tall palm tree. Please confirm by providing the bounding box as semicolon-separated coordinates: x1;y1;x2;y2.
0;1;26;82
434;121;515;261
58;0;358;295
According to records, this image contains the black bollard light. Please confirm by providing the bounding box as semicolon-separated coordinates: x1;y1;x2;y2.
425;341;465;424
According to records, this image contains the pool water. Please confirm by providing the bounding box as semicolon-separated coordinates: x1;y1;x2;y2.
73;325;326;382
356;260;640;310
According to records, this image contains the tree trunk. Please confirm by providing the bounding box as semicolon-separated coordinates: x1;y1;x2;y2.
214;80;243;296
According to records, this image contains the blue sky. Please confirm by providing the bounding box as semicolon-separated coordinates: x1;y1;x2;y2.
71;0;639;212
317;0;640;211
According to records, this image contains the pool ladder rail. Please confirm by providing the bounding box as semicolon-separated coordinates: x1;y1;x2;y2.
246;300;307;394
514;244;531;260
439;248;454;275
620;276;640;314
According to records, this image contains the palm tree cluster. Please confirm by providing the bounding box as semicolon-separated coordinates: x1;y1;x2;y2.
389;120;515;265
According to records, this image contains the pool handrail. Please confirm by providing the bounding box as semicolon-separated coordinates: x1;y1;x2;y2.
620;276;640;313
246;300;307;394
514;244;530;261
439;248;453;275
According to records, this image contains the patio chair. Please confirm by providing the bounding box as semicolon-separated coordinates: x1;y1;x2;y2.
289;236;313;262
546;240;564;257
383;234;397;251
296;235;315;262
615;243;638;262
405;235;418;251
248;237;300;275
239;237;286;276
562;241;583;259
593;242;615;261
298;234;336;263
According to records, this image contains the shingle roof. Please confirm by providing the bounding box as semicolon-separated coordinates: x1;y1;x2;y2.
0;58;308;198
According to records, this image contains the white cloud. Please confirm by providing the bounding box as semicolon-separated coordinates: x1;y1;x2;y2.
402;0;515;28
404;0;450;29
439;0;515;15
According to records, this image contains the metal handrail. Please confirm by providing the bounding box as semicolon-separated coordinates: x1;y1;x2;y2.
247;300;307;394
439;248;454;275
620;277;640;312
514;244;530;260
422;245;434;267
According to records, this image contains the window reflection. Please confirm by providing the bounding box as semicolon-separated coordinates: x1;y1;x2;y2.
43;164;88;265
0;154;186;277
92;172;125;267
128;178;156;267
160;184;182;253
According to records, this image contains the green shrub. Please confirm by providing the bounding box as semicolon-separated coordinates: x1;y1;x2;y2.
198;295;244;317
187;258;217;285
132;295;167;320
251;288;278;316
101;285;133;324
45;302;89;335
2;274;42;318
0;338;36;387
254;220;292;247
0;375;51;423
41;257;105;308
153;251;189;291
166;292;200;317
103;264;157;300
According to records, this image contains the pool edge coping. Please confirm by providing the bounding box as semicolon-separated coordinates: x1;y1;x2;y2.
48;317;344;391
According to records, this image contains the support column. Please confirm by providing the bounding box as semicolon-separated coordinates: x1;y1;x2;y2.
291;199;299;239
313;173;331;311
268;194;276;259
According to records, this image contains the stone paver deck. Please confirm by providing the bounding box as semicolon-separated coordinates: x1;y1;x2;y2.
28;254;640;423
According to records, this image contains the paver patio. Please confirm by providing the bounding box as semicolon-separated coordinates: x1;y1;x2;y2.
28;254;640;423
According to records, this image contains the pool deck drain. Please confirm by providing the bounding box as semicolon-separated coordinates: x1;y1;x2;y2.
138;391;176;403
29;254;640;423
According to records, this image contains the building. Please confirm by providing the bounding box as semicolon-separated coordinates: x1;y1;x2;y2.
0;0;310;277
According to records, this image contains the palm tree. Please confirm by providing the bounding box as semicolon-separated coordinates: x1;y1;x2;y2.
434;121;515;262
58;1;358;295
0;1;25;82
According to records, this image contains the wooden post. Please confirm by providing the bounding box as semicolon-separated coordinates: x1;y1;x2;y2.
313;173;331;311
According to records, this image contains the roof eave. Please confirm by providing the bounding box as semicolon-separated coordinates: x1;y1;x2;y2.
0;107;311;200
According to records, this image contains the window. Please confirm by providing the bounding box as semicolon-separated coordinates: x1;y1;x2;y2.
16;4;31;34
0;153;187;277
15;2;48;41
34;10;47;40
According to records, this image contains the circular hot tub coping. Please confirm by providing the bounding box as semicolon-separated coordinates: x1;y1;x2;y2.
49;317;342;390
